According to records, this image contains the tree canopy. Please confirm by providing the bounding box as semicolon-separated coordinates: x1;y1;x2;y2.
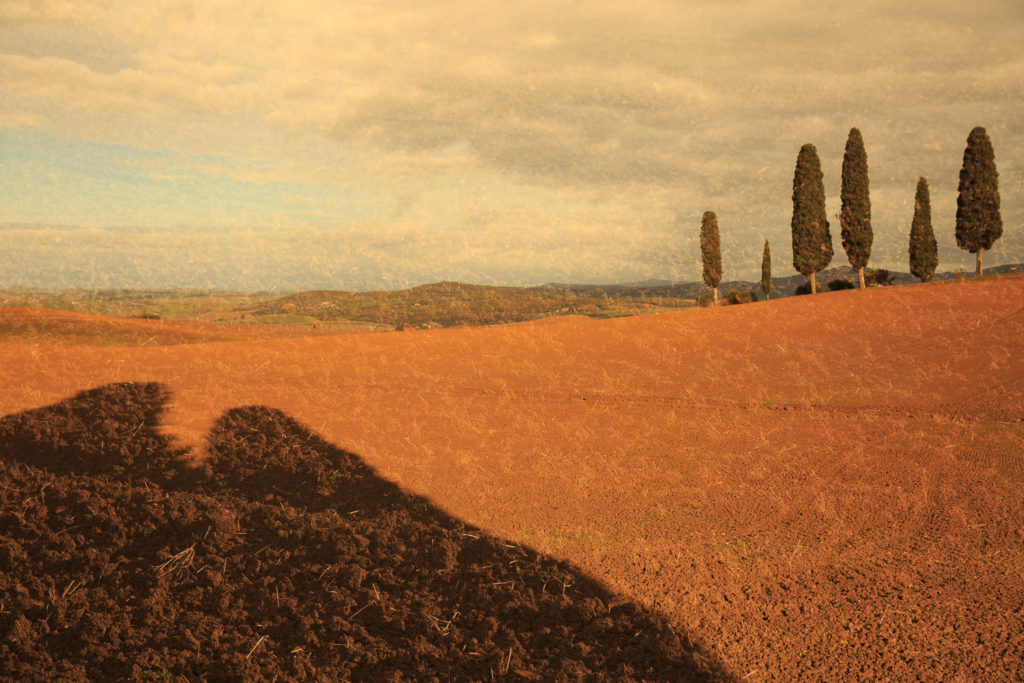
700;211;722;303
840;127;872;288
761;240;772;299
955;126;1002;276
791;143;833;293
909;177;938;282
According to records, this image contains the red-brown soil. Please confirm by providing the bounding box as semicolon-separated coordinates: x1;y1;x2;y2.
0;305;371;346
2;275;1024;680
1;383;721;680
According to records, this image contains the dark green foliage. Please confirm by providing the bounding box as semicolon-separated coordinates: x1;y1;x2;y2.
840;128;872;282
760;240;772;299
791;144;833;288
724;289;756;305
700;211;723;293
909;177;938;282
865;268;891;287
827;279;855;291
955;126;1002;275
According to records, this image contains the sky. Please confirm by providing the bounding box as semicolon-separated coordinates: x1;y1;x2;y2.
1;0;1022;291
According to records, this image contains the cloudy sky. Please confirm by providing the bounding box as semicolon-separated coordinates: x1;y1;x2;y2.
1;0;1021;291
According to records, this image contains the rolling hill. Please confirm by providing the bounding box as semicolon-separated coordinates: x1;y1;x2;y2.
2;274;1022;678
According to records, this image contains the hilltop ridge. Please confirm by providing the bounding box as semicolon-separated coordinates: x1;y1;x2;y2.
3;263;1021;332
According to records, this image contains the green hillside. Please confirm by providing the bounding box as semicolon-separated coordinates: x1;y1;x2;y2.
243;281;694;329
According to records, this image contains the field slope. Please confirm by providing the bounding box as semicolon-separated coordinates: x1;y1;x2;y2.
2;276;1023;679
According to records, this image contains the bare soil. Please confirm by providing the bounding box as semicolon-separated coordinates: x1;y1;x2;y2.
0;382;722;680
2;275;1024;680
0;305;375;346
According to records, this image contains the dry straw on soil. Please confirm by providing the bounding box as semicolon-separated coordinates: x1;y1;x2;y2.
2;275;1023;679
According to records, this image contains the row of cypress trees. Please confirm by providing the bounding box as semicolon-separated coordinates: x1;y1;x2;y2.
789;126;1002;293
700;127;1003;300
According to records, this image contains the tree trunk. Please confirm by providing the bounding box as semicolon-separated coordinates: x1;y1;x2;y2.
713;286;719;305
976;250;983;277
858;266;866;290
810;272;817;294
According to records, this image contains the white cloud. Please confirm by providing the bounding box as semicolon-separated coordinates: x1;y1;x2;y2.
0;0;1021;284
0;0;98;23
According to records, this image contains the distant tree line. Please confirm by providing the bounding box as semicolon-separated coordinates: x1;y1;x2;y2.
696;126;1004;301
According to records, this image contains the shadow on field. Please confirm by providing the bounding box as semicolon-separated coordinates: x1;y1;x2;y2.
0;382;187;481
0;382;731;681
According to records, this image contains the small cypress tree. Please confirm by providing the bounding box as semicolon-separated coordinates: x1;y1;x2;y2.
700;211;722;305
955;126;1002;276
840;127;872;289
761;240;772;299
909;177;938;282
791;143;832;293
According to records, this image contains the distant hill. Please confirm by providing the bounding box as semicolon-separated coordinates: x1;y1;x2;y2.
552;263;1024;301
5;264;1021;331
248;264;1023;330
242;281;695;329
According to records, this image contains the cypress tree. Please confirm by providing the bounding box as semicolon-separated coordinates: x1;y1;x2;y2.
700;211;722;305
840;127;872;289
955;126;1002;276
791;143;832;293
761;240;772;299
909;177;938;282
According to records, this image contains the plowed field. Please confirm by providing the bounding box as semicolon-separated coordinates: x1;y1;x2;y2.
2;276;1023;680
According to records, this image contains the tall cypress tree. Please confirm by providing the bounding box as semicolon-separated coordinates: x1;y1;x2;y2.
791;143;832;294
840;127;872;289
955;126;1002;276
909;177;938;282
761;240;772;300
700;211;722;305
